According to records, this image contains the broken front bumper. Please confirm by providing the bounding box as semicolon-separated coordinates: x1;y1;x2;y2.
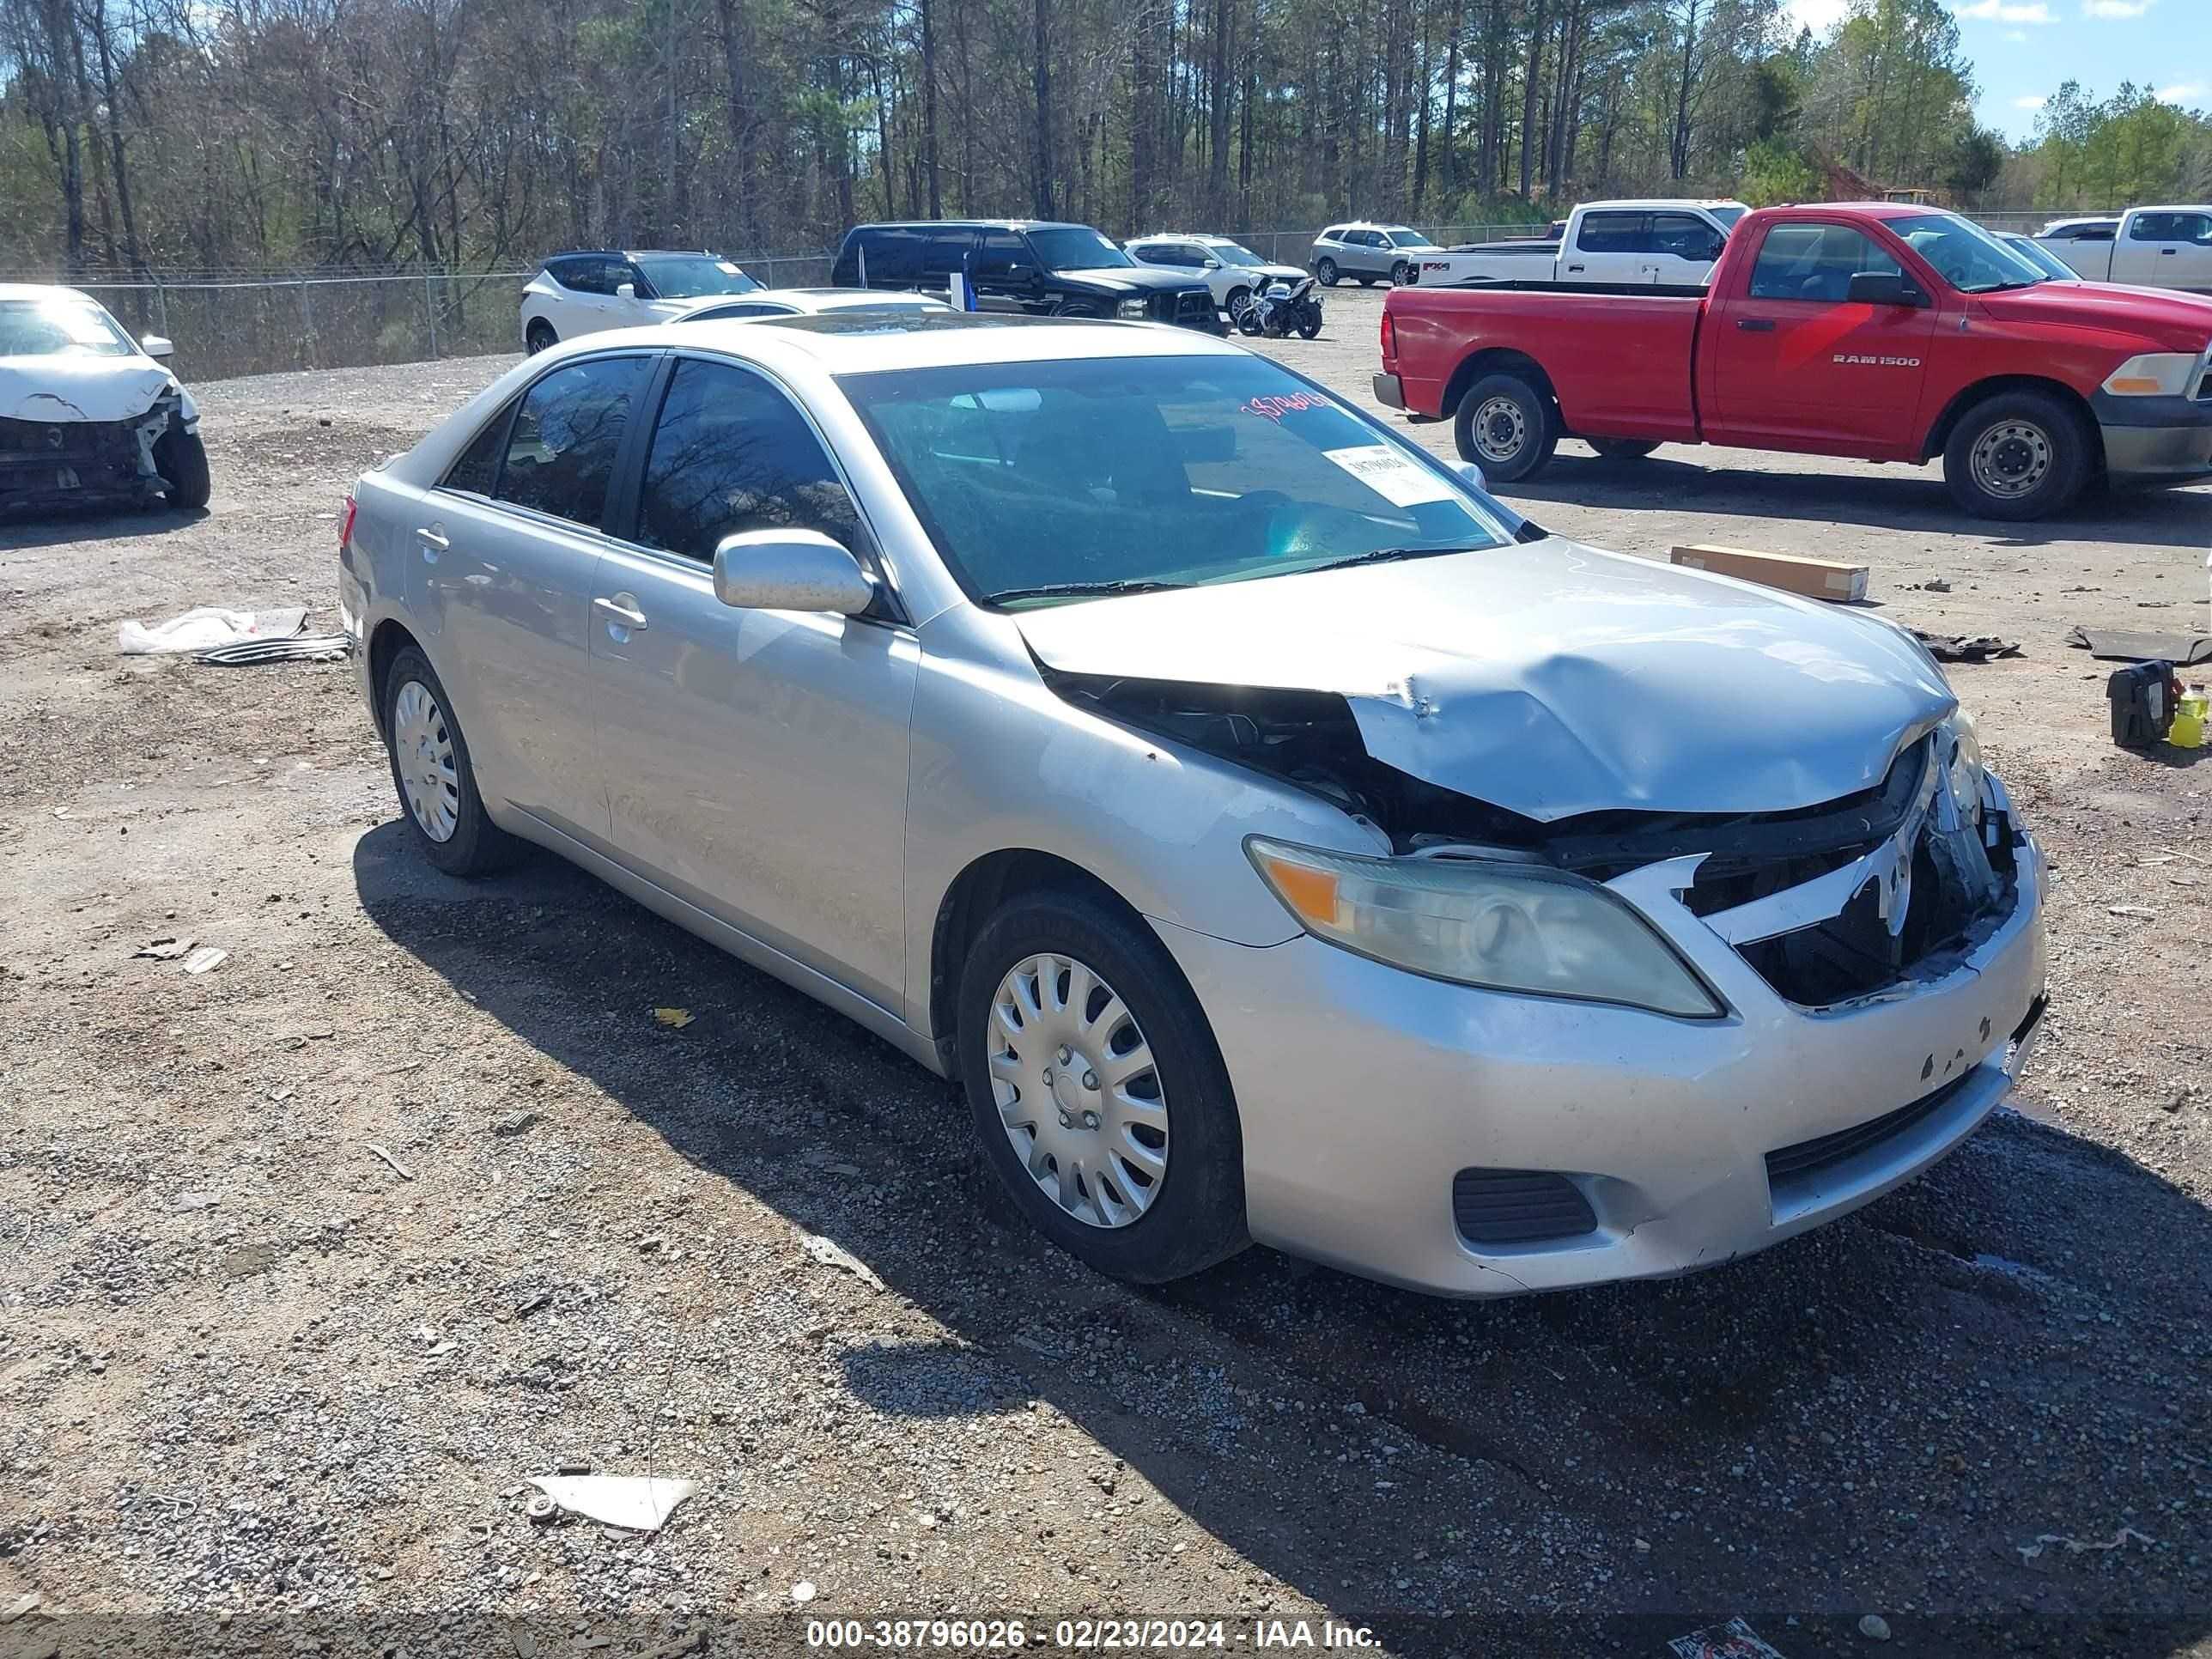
1152;785;2047;1297
0;394;180;510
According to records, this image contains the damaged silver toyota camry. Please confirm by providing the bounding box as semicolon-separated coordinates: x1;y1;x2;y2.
342;312;2046;1296
0;284;210;514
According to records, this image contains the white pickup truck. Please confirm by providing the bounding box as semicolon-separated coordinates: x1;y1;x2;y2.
2034;206;2212;292
1408;199;1747;288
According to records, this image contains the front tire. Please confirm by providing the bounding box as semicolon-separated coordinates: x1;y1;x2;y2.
1315;258;1339;288
1455;371;1559;483
1942;389;2092;520
155;427;210;508
524;318;557;354
381;646;520;877
957;892;1247;1285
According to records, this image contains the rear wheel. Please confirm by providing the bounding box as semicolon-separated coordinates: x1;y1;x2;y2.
381;646;520;877
155;427;210;508
1942;389;2093;520
1589;438;1659;462
1455;371;1559;483
957;891;1247;1284
1296;311;1322;340
1315;258;1339;287
524;318;557;354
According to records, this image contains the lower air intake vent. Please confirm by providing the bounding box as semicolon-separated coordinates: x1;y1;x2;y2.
1452;1169;1598;1246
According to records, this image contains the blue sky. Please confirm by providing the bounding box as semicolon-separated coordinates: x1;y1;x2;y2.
1783;0;2203;144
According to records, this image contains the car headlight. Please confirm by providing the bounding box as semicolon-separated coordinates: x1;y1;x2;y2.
2101;352;2199;397
1116;298;1150;319
1942;710;1984;821
1245;836;1724;1018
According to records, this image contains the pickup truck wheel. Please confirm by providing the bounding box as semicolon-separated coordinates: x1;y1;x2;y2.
1316;258;1339;287
1455;372;1558;483
1943;390;2091;520
1589;438;1659;462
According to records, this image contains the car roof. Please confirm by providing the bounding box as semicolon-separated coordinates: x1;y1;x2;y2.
682;288;946;311
848;221;1091;234
0;282;99;303
542;249;742;262
578;310;1248;374
1576;198;1742;211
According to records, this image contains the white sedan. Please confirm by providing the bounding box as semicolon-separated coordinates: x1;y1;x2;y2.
0;283;208;514
669;288;952;324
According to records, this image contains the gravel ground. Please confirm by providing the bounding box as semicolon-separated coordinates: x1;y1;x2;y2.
1;295;2208;1659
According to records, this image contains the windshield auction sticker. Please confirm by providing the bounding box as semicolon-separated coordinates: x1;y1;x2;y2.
1321;443;1455;508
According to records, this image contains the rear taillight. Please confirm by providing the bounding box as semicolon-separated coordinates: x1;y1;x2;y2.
1379;307;1396;361
339;492;357;552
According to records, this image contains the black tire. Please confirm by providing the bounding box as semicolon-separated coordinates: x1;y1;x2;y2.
957;891;1248;1285
1589;438;1659;461
1390;260;1413;287
1315;258;1339;288
525;318;557;354
1942;388;2093;521
1358;275;1376;287
1224;285;1252;325
1236;307;1264;337
155;427;210;508
1296;311;1322;340
1454;370;1559;483
380;645;521;878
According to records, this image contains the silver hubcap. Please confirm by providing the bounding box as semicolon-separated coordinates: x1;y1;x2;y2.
988;952;1169;1230
1969;419;2051;500
1472;396;1528;465
392;678;460;843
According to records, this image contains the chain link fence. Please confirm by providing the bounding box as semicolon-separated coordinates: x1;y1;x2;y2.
27;210;2100;383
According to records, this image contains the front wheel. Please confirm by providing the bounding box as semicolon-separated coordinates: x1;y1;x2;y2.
1224;287;1253;326
957;892;1248;1284
155;427;210;508
1589;438;1658;462
1315;258;1339;288
1455;371;1559;483
1942;389;2093;520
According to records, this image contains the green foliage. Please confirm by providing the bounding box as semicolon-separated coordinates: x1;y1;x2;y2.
2028;80;2212;208
1739;138;1819;207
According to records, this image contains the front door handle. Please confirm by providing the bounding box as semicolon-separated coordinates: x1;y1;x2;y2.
594;593;648;632
1735;318;1777;332
2159;247;2177;256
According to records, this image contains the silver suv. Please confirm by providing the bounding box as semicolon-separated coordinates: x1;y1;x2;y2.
1309;222;1436;287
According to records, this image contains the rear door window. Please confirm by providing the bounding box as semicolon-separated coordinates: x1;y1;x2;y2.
635;358;868;563
855;227;923;282
494;355;652;528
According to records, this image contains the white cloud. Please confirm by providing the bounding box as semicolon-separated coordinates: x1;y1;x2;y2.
2003;27;2027;38
1784;0;1850;29
2014;94;2048;109
2158;82;2205;104
1954;0;2056;20
2081;0;2153;16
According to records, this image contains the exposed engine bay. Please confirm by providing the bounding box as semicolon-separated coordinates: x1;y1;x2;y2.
1047;669;2022;1011
0;391;181;512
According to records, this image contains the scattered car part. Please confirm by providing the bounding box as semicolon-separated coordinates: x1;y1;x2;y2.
526;1474;696;1532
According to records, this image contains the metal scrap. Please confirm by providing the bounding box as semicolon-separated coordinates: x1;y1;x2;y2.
1910;629;2021;664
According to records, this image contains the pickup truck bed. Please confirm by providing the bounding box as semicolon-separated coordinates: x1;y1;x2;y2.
1376;201;2212;520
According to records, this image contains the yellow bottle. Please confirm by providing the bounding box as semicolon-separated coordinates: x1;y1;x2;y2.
2172;684;2209;750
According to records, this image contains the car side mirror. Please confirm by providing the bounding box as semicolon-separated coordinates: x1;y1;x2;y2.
713;528;876;616
141;334;173;360
1454;459;1487;493
1846;271;1925;307
1201;257;1222;270
616;283;636;300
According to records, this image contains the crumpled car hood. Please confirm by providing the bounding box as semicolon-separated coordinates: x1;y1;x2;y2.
1015;537;1956;822
0;358;173;422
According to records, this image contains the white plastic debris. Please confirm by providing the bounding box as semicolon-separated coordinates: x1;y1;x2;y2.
118;605;308;655
790;1581;817;1605
180;945;228;975
800;1232;885;1291
526;1474;697;1532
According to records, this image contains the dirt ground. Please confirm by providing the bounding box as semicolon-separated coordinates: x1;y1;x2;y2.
2;291;2208;1659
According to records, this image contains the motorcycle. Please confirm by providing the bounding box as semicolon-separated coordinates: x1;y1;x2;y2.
1235;276;1323;340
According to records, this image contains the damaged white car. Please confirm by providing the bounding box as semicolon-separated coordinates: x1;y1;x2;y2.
342;314;2046;1296
0;283;209;514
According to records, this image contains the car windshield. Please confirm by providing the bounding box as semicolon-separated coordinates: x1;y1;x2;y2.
1029;227;1133;270
0;295;138;358
2004;235;2077;282
1890;213;2048;293
1389;229;1435;247
635;255;760;298
1205;241;1267;265
1709;206;1747;228
840;355;1516;608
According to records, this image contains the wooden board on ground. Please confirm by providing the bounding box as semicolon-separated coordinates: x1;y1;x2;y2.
1669;542;1869;604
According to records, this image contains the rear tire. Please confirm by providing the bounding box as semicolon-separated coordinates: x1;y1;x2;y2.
1296;312;1322;340
1589;438;1659;462
155;428;210;509
525;318;557;354
381;646;521;878
957;891;1248;1285
1315;258;1339;288
1455;371;1559;483
1942;388;2092;521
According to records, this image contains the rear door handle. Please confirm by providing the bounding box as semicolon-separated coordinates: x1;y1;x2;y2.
594;594;648;632
1566;264;1585;273
415;524;448;559
2159;247;2177;255
1735;318;1776;332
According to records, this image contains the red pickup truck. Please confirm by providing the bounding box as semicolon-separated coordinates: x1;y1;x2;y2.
1373;201;2212;519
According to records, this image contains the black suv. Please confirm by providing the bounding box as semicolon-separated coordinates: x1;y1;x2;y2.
831;221;1224;331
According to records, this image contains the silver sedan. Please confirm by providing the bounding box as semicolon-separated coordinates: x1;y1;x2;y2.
338;313;2047;1295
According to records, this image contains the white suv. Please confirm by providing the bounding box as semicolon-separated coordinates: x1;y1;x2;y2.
1308;223;1437;287
1124;234;1309;321
519;251;761;352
